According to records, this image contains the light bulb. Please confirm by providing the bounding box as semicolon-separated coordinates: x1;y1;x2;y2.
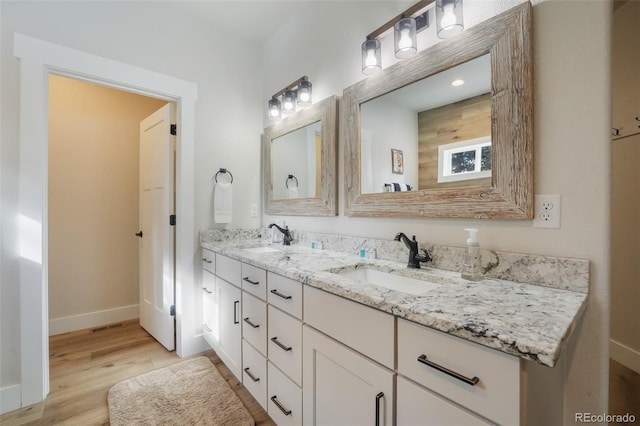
299;92;310;102
284;101;293;110
441;4;457;29
398;29;412;50
269;108;279;117
365;49;378;67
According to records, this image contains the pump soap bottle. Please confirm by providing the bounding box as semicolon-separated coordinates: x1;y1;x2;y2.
461;228;482;281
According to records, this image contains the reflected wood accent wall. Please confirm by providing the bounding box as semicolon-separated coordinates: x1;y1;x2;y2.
418;93;491;189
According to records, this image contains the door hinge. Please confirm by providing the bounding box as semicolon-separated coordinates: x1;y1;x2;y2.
170;124;177;135
170;304;176;316
170;214;176;226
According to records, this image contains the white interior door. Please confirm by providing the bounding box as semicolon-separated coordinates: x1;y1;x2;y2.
139;103;175;351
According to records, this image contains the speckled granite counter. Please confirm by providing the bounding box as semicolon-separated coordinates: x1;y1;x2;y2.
201;231;588;368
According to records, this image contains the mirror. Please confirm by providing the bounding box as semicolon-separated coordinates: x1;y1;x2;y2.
343;3;533;219
264;95;337;216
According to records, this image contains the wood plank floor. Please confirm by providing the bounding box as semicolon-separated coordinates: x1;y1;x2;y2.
0;320;275;426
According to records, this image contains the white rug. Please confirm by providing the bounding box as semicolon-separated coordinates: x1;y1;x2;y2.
108;356;254;425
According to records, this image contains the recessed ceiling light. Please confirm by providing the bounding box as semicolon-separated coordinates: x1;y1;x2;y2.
451;79;465;87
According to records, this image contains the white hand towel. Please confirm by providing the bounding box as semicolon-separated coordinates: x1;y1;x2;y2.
286;187;299;199
214;182;232;223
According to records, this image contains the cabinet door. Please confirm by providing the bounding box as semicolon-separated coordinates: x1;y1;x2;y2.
397;376;490;426
216;276;242;381
303;325;394;426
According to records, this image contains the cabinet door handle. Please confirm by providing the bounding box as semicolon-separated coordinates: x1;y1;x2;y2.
270;336;292;352
270;289;292;300
202;324;211;332
202;258;212;264
243;367;260;382
375;392;384;426
243;317;260;328
233;301;240;324
417;354;480;386
202;287;212;294
243;277;260;285
270;395;292;416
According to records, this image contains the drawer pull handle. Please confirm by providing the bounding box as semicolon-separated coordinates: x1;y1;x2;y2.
202;258;212;264
271;336;292;352
243;317;260;328
202;324;212;332
233;301;240;324
202;287;212;294
375;392;384;426
270;395;292;416
417;354;480;386
243;277;260;285
270;289;292;300
243;367;260;382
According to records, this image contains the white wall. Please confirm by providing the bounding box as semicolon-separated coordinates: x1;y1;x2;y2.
262;0;611;421
0;1;262;407
48;75;166;335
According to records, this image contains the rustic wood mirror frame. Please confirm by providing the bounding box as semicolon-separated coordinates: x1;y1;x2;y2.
343;2;533;219
264;95;338;216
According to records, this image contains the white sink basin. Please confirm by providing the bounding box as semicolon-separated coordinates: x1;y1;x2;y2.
335;267;441;295
242;246;281;254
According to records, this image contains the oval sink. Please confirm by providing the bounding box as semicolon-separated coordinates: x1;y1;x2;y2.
334;266;441;295
242;246;281;254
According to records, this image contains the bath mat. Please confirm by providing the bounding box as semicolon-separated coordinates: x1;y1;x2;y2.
108;356;254;425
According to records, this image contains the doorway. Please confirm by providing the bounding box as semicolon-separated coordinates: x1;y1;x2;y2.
48;75;168;338
15;33;200;407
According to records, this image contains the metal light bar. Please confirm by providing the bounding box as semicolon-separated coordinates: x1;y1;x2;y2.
271;76;309;100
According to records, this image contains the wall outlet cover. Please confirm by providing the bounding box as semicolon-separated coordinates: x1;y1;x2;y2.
533;194;561;228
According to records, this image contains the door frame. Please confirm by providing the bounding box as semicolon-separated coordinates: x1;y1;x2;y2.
14;33;203;407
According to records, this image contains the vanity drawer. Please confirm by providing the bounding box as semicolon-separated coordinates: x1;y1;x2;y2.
268;361;302;426
242;292;267;356
215;254;241;287
242;340;267;410
304;285;395;369
268;305;302;386
241;263;267;300
267;272;302;319
201;248;215;273
397;318;520;425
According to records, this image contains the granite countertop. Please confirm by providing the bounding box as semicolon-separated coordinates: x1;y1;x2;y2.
201;238;588;368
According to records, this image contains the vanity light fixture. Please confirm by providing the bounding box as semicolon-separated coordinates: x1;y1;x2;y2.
361;0;432;75
436;0;464;39
267;76;312;120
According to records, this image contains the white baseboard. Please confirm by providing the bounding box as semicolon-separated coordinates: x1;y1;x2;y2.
610;338;640;375
49;304;139;336
0;384;21;415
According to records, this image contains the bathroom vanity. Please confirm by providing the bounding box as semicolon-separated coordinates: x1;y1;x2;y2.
200;230;588;425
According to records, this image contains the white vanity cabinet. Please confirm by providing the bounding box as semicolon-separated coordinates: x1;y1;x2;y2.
397;318;521;425
215;276;242;381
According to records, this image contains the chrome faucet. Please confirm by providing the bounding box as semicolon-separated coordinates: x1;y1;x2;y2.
394;232;432;269
268;223;293;246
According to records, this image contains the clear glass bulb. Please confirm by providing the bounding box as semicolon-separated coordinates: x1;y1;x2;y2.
299;92;310;102
284;101;293;110
441;4;457;29
269;108;279;117
398;29;412;50
365;49;378;67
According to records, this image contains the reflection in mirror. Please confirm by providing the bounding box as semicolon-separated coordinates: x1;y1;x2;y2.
343;2;533;219
361;54;491;194
264;95;337;216
271;121;322;200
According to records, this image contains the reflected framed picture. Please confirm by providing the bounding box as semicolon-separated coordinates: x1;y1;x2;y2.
391;148;404;174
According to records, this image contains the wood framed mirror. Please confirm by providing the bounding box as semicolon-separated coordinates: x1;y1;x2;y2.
264;95;338;216
343;2;533;219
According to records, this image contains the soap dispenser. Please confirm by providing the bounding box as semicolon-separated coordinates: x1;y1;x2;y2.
461;228;482;281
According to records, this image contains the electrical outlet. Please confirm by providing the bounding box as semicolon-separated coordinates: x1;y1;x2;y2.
250;204;258;218
533;194;561;228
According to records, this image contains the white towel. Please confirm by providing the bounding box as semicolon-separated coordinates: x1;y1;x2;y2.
214;182;232;223
286;187;299;199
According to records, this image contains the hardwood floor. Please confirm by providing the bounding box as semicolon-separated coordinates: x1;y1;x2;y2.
609;359;640;424
0;320;274;426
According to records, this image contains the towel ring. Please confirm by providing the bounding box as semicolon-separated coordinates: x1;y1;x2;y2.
215;168;233;184
286;174;298;188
